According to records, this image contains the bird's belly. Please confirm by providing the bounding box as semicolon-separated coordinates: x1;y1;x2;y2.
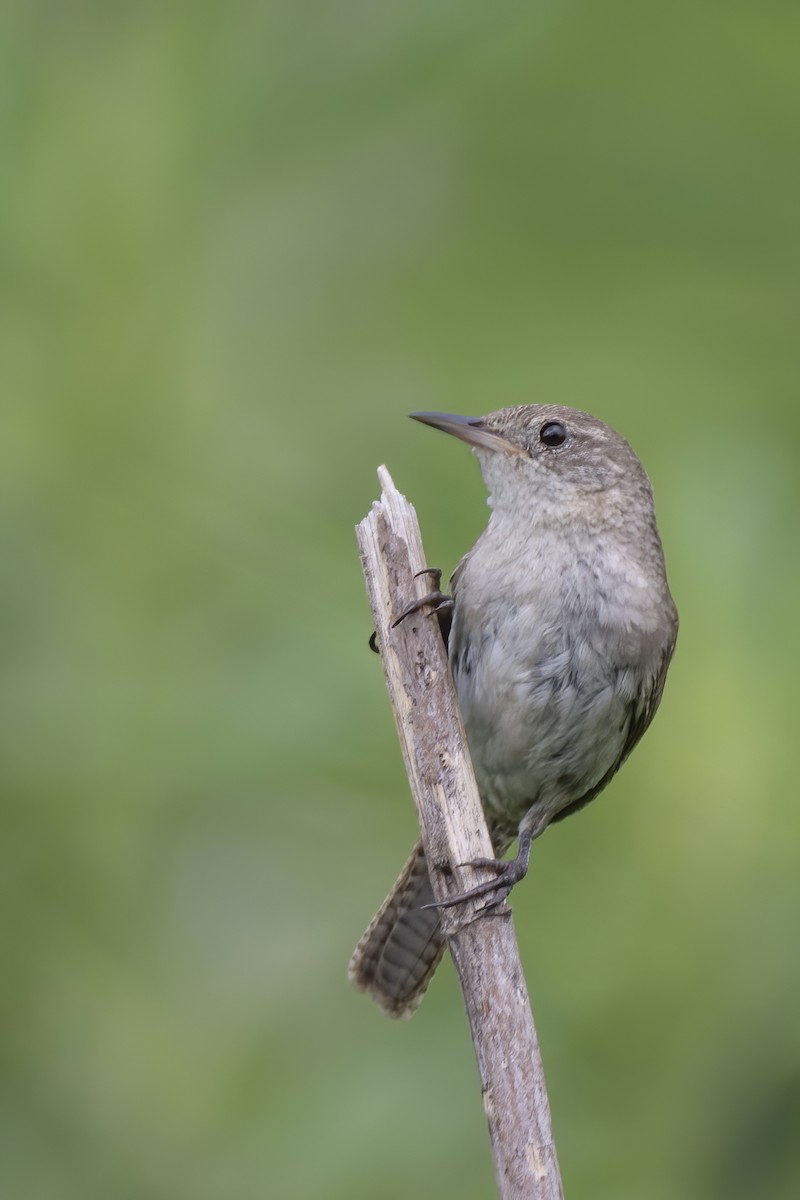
453;631;633;835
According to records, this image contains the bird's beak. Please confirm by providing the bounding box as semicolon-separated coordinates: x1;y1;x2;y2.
410;412;523;455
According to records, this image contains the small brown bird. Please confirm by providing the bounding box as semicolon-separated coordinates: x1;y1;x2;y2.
349;406;678;1018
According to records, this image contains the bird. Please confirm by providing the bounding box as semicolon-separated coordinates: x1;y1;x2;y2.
349;405;678;1018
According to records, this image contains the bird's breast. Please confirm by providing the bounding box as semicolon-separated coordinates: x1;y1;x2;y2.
447;526;669;827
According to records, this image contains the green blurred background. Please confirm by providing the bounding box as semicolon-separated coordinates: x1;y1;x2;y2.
2;2;799;1198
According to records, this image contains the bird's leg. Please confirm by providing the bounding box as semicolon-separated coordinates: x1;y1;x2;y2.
422;810;548;913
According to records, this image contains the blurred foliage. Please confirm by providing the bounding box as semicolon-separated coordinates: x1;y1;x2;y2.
1;2;799;1198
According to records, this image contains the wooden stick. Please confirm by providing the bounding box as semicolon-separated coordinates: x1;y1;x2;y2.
356;466;564;1200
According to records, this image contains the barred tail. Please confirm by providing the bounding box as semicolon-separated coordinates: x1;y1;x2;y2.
348;840;445;1019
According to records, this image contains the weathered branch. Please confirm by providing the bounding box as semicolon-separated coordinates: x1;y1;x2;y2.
356;466;564;1200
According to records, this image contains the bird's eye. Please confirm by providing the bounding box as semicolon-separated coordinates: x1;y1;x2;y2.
539;421;567;448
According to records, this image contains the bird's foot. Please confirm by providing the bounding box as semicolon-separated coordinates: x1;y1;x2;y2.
421;853;530;914
370;568;453;653
392;568;453;629
421;827;537;916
